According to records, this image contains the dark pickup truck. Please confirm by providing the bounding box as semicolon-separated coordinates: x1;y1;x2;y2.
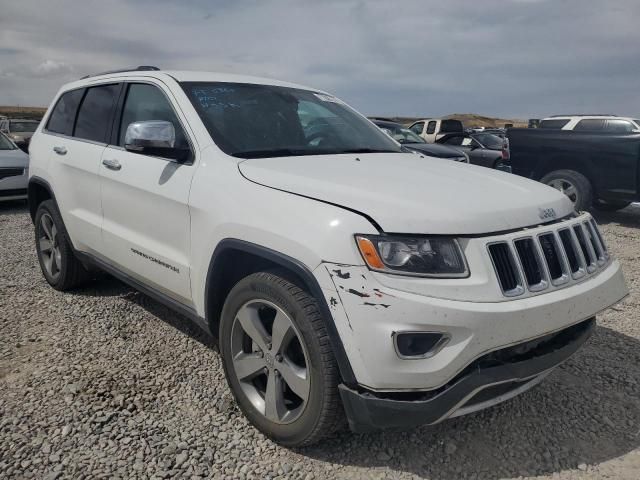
507;128;640;211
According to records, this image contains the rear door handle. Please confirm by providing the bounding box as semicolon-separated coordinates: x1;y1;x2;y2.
53;146;67;155
102;159;122;171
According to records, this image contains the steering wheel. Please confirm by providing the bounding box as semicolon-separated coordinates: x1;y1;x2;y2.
306;130;334;146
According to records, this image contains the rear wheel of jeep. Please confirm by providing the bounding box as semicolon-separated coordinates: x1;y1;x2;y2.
219;271;343;447
540;169;593;212
34;200;91;291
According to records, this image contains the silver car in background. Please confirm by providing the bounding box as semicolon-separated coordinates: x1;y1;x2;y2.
0;132;29;201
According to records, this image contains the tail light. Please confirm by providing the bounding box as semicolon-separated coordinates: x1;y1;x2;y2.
502;138;510;161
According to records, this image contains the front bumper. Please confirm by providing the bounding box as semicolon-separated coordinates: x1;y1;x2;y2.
339;318;594;432
0;168;28;201
317;258;626;391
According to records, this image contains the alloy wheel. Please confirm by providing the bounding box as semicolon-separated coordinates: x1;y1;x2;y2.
230;300;310;424
38;213;62;281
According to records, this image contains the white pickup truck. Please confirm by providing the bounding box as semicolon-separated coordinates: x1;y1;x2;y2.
27;67;628;447
408;118;464;143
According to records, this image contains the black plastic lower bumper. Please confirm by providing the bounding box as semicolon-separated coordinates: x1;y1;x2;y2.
339;318;595;433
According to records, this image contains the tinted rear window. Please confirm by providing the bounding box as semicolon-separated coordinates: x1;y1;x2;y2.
440;119;463;133
574;119;606;131
46;89;84;136
74;84;119;143
539;119;570;129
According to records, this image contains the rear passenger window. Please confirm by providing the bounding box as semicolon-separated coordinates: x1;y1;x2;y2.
426;121;437;134
574;119;606;131
538;119;570;129
46;89;84;136
74;84;119;143
118;83;189;158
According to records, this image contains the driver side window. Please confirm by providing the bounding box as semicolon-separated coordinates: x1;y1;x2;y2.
118;83;189;158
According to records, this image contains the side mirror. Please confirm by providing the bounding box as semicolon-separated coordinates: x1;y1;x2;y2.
124;120;190;162
124;120;175;152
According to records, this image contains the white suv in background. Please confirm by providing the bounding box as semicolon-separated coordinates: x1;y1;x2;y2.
27;67;628;447
539;114;640;132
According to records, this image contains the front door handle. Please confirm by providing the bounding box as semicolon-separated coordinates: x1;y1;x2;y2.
53;146;67;155
102;159;122;171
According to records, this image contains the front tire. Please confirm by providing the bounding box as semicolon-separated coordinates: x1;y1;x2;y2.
540;169;593;212
219;271;343;447
34;200;91;291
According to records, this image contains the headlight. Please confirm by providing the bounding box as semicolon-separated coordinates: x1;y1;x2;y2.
355;235;469;277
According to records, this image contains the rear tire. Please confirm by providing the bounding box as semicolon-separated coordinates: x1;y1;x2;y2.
34;200;91;291
219;271;343;447
540;169;592;212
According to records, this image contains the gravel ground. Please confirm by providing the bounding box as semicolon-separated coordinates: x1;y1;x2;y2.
1;200;639;480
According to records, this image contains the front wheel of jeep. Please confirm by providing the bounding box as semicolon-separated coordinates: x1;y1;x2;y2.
219;271;343;447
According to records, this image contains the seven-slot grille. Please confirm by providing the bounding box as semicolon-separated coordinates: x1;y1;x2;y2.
488;217;609;297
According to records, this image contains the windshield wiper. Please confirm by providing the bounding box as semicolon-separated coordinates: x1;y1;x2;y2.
232;147;401;159
232;148;319;159
334;148;400;154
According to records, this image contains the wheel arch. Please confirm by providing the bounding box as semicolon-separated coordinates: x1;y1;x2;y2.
205;238;357;386
28;176;57;223
533;157;595;186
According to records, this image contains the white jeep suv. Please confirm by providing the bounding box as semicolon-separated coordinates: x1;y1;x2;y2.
539;114;640;132
28;67;628;447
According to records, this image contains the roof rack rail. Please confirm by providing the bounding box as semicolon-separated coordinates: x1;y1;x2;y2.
548;114;617;118
80;65;160;80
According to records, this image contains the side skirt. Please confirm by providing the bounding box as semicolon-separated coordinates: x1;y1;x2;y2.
75;251;212;336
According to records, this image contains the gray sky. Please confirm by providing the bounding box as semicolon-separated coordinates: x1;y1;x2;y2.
1;0;639;119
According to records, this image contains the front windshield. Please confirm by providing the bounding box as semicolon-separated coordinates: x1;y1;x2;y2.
182;82;402;158
10;121;38;133
473;133;503;149
382;125;425;144
0;133;17;150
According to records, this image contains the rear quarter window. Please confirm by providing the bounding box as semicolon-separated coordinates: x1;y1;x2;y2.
46;89;84;136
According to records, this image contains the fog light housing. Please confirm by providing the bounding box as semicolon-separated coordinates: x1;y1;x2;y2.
393;332;450;359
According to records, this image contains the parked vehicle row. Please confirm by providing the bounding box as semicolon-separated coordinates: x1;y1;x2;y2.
507;127;640;211
0;118;39;153
26;67;628;447
0;132;29;201
539;114;640;132
408;118;464;143
372;119;469;163
437;131;509;169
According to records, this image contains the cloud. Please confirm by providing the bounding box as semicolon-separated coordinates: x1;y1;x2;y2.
0;0;639;119
31;60;73;77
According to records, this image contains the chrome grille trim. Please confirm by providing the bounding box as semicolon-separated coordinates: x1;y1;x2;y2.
488;214;610;297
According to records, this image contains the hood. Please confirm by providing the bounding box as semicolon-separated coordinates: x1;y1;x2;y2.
239;153;574;234
0;148;29;167
403;143;465;159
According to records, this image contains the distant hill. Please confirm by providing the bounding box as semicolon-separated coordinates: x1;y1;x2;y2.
0;106;47;120
1;105;527;128
371;113;527;128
